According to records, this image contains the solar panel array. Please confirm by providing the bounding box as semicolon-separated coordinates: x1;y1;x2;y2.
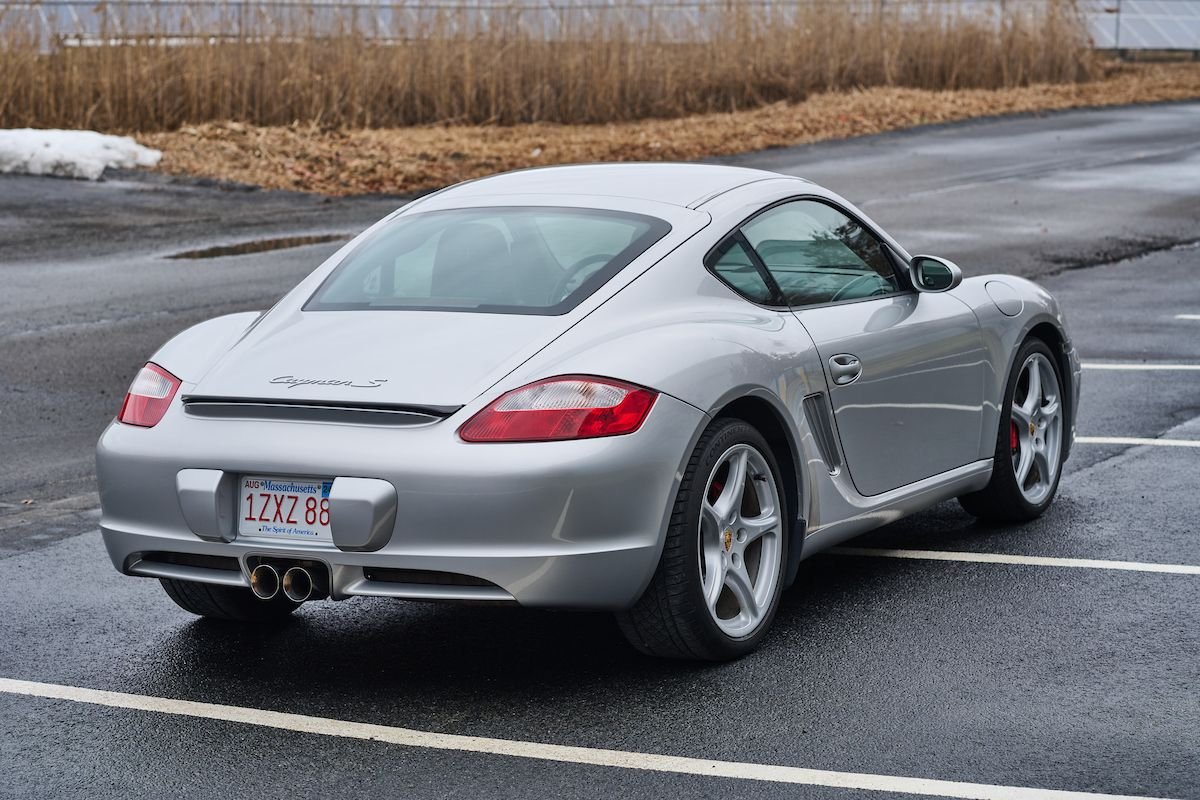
1083;0;1200;49
4;0;1200;51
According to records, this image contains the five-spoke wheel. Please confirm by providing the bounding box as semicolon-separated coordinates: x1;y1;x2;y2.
699;444;783;639
960;337;1066;521
1008;351;1064;506
618;418;788;660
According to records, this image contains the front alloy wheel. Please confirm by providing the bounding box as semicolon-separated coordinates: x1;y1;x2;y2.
1008;351;1064;506
960;338;1065;522
618;418;788;660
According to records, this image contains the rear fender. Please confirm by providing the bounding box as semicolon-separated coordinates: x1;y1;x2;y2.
500;277;824;587
147;311;263;384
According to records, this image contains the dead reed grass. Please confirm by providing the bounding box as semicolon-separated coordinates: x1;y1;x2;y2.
0;0;1098;131
141;62;1200;196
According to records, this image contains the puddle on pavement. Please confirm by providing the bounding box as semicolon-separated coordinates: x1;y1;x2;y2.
167;233;348;260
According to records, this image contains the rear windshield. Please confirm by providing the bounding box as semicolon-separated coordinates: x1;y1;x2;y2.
305;206;671;315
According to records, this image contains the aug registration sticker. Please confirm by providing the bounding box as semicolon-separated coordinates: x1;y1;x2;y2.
237;476;334;542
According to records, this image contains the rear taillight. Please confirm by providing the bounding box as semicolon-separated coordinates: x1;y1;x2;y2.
117;363;181;428
459;376;658;443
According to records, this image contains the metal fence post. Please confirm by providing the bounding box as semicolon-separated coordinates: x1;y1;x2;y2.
1115;0;1122;51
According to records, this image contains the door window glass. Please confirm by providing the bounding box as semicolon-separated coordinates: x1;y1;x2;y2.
742;200;900;306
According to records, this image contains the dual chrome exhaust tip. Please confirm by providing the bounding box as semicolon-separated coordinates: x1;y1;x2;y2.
249;563;321;603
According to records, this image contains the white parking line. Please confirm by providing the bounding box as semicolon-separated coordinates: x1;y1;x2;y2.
1076;436;1200;448
0;678;1177;800
828;548;1200;575
1082;363;1200;371
1175;314;1200;321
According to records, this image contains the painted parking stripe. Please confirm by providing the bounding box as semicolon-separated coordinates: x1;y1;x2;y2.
1082;362;1200;371
1174;314;1200;321
1076;436;1200;448
828;547;1200;575
0;678;1177;800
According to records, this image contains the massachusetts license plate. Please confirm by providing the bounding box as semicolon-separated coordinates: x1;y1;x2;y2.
238;476;334;543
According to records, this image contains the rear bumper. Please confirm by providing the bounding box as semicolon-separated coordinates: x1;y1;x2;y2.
97;393;705;610
102;529;661;606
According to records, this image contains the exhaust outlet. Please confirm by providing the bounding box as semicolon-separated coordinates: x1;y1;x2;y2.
249;564;280;600
282;566;314;603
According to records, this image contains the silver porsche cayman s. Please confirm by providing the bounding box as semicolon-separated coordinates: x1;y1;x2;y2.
97;164;1080;660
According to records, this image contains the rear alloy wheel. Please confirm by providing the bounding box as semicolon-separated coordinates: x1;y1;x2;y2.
960;339;1065;522
618;419;788;660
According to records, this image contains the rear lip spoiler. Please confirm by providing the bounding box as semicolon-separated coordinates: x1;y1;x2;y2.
180;395;462;426
181;395;462;417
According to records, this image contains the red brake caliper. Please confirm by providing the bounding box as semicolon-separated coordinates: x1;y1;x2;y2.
1010;421;1020;453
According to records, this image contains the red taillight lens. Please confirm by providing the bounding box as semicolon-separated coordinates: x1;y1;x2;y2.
459;376;658;443
117;363;181;428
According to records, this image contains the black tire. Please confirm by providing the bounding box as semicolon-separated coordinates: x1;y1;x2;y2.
959;337;1064;522
617;418;788;661
159;578;300;623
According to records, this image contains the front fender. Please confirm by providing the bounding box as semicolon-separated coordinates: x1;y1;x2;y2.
950;275;1080;461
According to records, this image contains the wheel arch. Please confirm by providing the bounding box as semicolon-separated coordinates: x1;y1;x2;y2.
1021;319;1076;461
710;393;807;588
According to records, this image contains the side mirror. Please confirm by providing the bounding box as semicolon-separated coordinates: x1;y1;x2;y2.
910;255;962;293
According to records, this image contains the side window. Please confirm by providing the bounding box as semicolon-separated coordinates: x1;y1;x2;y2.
741;200;900;307
709;237;776;305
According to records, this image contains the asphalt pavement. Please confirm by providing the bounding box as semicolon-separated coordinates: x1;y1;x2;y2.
1;101;1198;799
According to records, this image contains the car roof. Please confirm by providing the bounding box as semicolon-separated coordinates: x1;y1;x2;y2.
436;163;805;209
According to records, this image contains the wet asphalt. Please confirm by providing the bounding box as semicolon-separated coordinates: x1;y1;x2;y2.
0;102;1198;799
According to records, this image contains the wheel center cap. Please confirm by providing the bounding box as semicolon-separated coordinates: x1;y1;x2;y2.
1028;421;1036;436
723;529;733;552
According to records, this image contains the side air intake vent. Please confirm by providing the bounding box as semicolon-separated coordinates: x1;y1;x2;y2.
802;392;842;474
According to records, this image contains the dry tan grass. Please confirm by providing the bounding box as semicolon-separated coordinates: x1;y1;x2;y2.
1;0;1098;130
141;62;1200;196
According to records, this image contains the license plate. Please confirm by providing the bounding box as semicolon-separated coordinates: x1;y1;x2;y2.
238;476;334;543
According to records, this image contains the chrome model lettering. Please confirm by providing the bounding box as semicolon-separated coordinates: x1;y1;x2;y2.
270;376;388;389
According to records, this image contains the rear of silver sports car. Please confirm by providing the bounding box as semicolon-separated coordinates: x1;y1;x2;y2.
96;382;704;609
96;200;711;612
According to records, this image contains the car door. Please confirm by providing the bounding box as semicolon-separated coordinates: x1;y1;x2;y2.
739;198;987;497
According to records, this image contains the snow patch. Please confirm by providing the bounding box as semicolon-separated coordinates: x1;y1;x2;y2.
0;129;162;181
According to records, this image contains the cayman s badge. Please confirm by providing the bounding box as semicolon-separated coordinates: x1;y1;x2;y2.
270;376;388;390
